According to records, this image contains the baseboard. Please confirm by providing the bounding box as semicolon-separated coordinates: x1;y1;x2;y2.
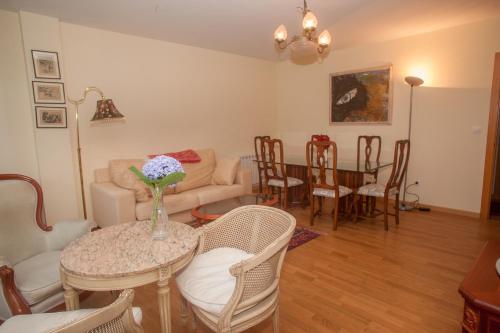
381;198;479;219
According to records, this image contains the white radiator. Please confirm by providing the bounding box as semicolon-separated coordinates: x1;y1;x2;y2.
239;154;259;184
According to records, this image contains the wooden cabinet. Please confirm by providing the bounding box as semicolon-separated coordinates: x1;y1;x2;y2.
459;241;500;333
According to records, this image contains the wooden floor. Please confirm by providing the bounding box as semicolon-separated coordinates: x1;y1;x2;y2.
82;203;500;332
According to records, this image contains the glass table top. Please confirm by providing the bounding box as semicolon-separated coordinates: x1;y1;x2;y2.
194;194;277;217
257;156;392;172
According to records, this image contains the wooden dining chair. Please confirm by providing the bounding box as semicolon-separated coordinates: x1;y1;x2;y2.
306;140;354;230
261;138;304;209
354;140;410;231
357;135;382;215
310;135;330;212
254;136;271;193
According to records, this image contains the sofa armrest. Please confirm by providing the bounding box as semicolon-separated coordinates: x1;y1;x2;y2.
235;169;252;194
0;265;31;316
45;220;92;251
90;182;136;228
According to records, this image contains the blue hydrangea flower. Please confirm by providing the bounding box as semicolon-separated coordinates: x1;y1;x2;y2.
142;155;184;180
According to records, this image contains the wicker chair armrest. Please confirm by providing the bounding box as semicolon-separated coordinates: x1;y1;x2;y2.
228;241;288;276
0;265;31;315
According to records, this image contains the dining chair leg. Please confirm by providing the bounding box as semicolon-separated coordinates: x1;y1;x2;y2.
383;195;389;231
257;171;263;194
352;193;358;223
333;197;339;230
310;194;315;225
283;186;288;209
370;197;376;217
272;306;280;333
395;193;400;225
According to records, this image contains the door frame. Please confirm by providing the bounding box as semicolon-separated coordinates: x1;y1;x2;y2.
480;52;500;220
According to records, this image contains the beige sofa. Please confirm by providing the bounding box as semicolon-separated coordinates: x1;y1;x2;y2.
90;149;252;227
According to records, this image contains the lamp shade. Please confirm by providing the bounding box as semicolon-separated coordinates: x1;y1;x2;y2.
318;30;332;46
302;11;318;31
274;24;287;42
91;99;124;121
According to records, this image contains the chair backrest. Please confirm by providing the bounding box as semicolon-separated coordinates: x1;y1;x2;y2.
254;136;270;164
386;140;410;191
53;289;143;333
357;136;382;174
306;140;340;192
311;134;330;142
206;206;295;319
0;174;50;266
261;138;287;186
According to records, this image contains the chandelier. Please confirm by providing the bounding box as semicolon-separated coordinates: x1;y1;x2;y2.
274;0;332;59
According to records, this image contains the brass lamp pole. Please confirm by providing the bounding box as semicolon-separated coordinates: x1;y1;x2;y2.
69;87;124;219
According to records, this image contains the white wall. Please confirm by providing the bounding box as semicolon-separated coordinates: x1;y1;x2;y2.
276;18;500;213
0;10;39;178
60;23;276;219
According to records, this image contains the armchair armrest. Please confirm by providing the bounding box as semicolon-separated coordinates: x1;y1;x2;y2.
45;220;92;251
90;182;136;227
0;265;31;316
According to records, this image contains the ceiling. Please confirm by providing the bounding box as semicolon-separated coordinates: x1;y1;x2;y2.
1;0;499;61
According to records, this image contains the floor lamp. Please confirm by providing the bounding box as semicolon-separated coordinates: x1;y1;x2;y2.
400;76;424;211
69;87;124;219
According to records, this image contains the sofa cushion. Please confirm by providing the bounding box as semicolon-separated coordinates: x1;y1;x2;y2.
175;149;216;193
135;191;200;220
176;247;254;315
194;184;245;205
13;251;61;306
109;159;151;202
212;158;240;185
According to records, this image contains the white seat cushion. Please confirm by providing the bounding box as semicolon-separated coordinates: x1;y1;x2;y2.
313;186;352;198
176;247;254;315
268;177;303;188
13;251;61;305
0;307;142;333
357;183;398;198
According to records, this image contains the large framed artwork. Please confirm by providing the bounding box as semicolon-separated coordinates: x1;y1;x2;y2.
32;81;66;104
31;50;61;79
35;106;67;128
330;65;392;124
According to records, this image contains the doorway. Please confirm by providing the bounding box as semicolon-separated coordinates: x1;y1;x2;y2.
480;52;500;220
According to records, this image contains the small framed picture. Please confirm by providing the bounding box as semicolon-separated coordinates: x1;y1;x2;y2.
31;50;61;79
32;81;66;104
35;106;67;128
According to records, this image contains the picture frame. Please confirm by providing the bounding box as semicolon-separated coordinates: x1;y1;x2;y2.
31;50;61;79
32;81;66;104
329;64;393;125
35;106;67;128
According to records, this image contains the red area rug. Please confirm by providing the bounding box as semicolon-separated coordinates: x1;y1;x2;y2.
287;227;320;251
187;220;320;251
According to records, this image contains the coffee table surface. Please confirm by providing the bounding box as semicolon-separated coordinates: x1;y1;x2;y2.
192;194;277;221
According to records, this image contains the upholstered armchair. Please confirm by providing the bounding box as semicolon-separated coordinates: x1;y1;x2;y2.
0;174;91;320
0;289;143;333
176;205;296;333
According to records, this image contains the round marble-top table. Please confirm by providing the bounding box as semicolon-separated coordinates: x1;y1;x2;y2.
60;220;199;333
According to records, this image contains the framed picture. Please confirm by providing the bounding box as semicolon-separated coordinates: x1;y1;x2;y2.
31;50;61;79
330;65;392;125
32;81;66;104
35;106;67;128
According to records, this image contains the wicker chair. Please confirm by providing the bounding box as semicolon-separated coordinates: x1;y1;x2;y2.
0;289;143;333
176;205;296;333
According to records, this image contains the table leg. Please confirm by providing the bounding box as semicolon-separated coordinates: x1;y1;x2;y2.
60;268;79;310
158;267;172;333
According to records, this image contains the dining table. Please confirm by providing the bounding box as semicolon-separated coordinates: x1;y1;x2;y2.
257;154;393;206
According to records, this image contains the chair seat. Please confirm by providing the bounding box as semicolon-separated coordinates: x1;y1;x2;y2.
13;251;61;305
0;307;142;333
313;186;352;198
357;183;398;198
176;247;254;315
268;177;303;188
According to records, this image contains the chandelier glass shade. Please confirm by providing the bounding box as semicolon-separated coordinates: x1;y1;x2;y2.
274;0;332;58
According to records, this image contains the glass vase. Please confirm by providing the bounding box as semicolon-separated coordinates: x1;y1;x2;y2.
151;185;168;240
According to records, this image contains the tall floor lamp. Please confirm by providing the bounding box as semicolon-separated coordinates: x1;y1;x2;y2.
400;76;424;211
69;87;124;219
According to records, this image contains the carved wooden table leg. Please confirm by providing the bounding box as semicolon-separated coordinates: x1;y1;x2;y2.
60;268;79;310
180;297;188;326
158;267;172;333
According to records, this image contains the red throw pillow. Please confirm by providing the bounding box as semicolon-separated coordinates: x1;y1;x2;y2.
148;149;201;163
